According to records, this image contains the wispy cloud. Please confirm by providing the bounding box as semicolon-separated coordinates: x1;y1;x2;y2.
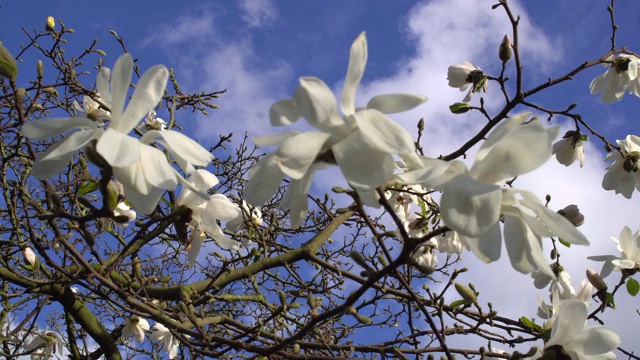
238;0;278;29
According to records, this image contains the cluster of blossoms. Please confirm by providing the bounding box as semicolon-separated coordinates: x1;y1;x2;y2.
590;225;640;278
590;54;640;103
121;317;179;359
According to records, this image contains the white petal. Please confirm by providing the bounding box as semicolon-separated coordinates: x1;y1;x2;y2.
352;109;415;154
463;222;502;263
206;194;241;221
187;231;205;268
203;221;241;250
138;146;179;190
471;122;558;184
504;214;552;276
119;181;164;214
109;53;134;128
96;128;140;168
144;129;213;173
294;77;344;131
275;131;330;179
118;65;168;133
32;130;99;179
611;259;636;269
546;300;587;347
602;162;635;198
366;94;427;114
244;154;285;206
21;117;98;139
340;32;367;115
97;67;112;105
395;159;467;189
270;99;301;126
440;174;502;237
252;131;299;147
570;326;621;356
333;131;395;189
522;197;590;245
281;168;315;228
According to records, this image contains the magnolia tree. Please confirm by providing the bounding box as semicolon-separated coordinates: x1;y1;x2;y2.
0;1;639;359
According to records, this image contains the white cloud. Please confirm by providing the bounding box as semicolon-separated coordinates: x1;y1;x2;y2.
238;0;278;28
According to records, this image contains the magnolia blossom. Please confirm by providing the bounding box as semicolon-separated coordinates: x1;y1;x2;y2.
73;95;110;121
397;113;589;277
113;201;136;227
176;169;243;267
590;54;640;103
142;110;167;131
149;323;179;359
438;230;464;255
226;200;263;231
410;238;438;270
447;61;487;102
589;225;640;278
552;131;585;167
22;53;213;214
24;330;64;360
544;299;620;360
244;32;427;227
122;316;150;344
602;135;640;198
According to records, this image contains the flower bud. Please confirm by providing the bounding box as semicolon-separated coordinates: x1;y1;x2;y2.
449;102;472;114
0;43;18;81
37;60;44;80
586;269;607;291
46;16;56;32
557;204;584;227
454;282;477;303
349;250;369;269
499;34;512;63
21;247;36;266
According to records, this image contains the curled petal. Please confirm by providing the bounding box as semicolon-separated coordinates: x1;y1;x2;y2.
270;99;301;126
294;77;344;131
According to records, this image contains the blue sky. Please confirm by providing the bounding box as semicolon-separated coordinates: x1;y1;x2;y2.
3;0;640;357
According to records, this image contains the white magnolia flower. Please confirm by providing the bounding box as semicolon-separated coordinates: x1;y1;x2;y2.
245;32;427;227
226;200;263;231
24;330;64;360
73;95;110;121
589;225;640;278
590;54;640;103
602;135;640;198
397;114;589;276
143;110;167;131
122;316;150;344
411;238;438;269
113;201;136;227
176;169;243;267
447;61;487;102
149;323;179;359
552;131;585;167
544;299;620;360
438;230;463;255
22;53;213;214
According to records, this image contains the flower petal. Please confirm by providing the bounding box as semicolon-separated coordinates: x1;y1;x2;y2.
504;213;552;276
352;109;415;154
546;299;587;347
96;128;141;168
340;32;367;115
275;131;330;179
32;129;99;179
206;194;241;221
333;131;395;189
440;174;502;237
521;197;590;246
145;129;213;173
281;167;315;228
244;154;285;206
366;94;428;114
118;65;169;134
187;231;205;267
203;220;241;250
395;159;467;190
252;131;299;147
463;222;502;263
22;118;98;139
97;67;112;105
294;77;344;132
270;99;301;126
109;53;134;128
